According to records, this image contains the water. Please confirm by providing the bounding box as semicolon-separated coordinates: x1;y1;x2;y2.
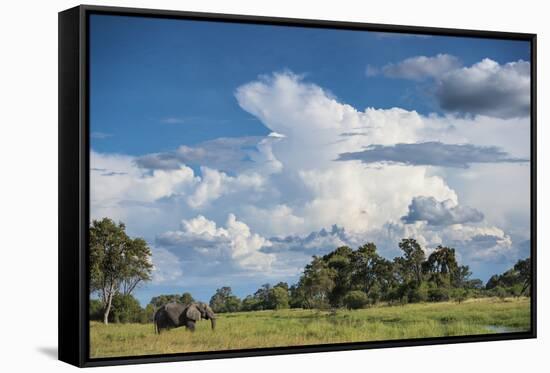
485;325;518;333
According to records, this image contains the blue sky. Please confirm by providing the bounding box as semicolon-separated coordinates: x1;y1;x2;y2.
89;14;531;306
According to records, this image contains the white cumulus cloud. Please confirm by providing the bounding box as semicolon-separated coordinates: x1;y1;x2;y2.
187;167;265;209
157;214;275;273
380;54;461;80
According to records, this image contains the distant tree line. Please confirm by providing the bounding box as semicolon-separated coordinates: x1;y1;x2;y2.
205;239;530;312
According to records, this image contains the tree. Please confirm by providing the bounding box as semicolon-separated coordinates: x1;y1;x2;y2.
427;287;450;302
253;284;272;309
451;288;468;303
241;295;262;311
180;292;195;305
274;282;289;292
289;283;307;308
485;274;501;290
343;291;369;309
323;246;354;307
209;286;241;313
119;238;154;295
396;239;426;287
143;304;156;323
299;256;336;309
407;281;429;303
454;265;473;288
110;293;143;323
514;258;531;295
225;295;242;312
350;243;394;303
351;243;378;292
485;258;531;296
89;299;104;321
423;246;458;287
461;278;483;290
268;285;290;309
89;218;153;324
149;294;183;308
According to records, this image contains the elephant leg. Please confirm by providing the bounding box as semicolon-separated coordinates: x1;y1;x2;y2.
185;320;196;332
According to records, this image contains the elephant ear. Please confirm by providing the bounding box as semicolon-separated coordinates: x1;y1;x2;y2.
186;304;202;321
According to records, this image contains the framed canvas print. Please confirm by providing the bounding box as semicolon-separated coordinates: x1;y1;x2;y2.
58;5;537;367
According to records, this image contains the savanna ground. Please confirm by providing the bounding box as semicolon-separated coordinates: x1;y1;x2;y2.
90;297;530;358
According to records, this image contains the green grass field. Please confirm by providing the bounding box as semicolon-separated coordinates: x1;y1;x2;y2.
90;297;530;358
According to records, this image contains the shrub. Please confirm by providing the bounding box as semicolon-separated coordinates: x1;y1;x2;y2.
493;286;509;299
89;299;104;321
428;287;450;302
407;282;429;303
268;286;290;309
241;295;262;311
367;283;382;305
451;288;468;303
110;293;143;323
343;291;369;309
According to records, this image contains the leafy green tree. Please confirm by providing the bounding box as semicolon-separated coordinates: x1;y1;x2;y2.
89;299;104;321
423;246;458;287
241;295;262;311
273;282;289;292
289;283;307;308
367;282;382;304
514;258;531;295
119;238;154;296
142;303;156;323
485;258;531;297
110;293;143;323
451;288;468;303
350;244;379;296
493;286;509;299
323;246;354;307
485;275;501;290
225;295;242;312
209;286;241;313
180;292;195;305
454;265;472;288
464;278;483;289
149;294;182;308
371;257;396;301
407;281;429;303
242;283;290;310
89;218;153;324
300;256;336;309
268;285;290;309
396;239;426;287
350;243;395;303
343;290;369;309
253;284;272;309
427;287;450;302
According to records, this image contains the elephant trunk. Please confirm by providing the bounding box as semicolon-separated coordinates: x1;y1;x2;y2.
203;305;216;330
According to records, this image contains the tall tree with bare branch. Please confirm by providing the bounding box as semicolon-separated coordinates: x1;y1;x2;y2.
90;218;153;324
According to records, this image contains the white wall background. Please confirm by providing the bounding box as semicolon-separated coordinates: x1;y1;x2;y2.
0;0;546;371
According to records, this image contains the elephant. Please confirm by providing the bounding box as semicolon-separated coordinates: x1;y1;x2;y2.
154;302;216;333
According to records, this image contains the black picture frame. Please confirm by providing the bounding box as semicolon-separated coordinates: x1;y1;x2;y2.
59;4;537;368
